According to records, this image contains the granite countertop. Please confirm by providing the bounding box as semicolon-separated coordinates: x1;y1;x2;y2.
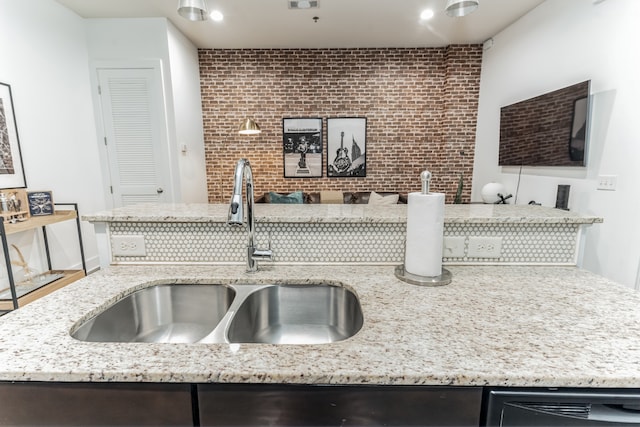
83;203;603;225
0;264;637;387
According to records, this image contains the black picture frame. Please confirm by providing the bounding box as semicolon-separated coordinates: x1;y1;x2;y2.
327;117;366;178
0;83;27;189
0;82;27;189
27;191;55;216
282;118;323;178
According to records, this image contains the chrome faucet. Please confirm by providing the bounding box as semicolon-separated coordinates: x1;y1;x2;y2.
228;158;273;272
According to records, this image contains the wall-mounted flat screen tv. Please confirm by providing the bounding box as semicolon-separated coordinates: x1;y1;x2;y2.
498;80;590;167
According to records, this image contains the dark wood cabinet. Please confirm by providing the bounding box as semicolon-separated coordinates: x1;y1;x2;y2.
0;382;482;426
0;382;194;426
198;384;482;427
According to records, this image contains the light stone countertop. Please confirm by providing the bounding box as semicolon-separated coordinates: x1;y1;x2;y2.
0;264;637;387
82;203;603;225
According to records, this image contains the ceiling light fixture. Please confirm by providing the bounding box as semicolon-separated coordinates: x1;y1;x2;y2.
445;0;479;17
177;0;209;21
238;118;261;135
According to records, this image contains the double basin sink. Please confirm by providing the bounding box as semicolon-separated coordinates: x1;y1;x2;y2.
71;283;364;345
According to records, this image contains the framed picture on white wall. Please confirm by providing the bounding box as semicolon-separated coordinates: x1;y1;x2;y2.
0;82;27;189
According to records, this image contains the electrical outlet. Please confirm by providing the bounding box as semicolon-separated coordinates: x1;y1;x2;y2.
467;237;502;259
597;175;617;191
443;236;466;258
111;235;146;256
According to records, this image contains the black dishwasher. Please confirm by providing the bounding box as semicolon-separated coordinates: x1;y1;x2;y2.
483;388;640;426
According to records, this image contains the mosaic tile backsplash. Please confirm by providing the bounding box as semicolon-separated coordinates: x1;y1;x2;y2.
109;221;581;265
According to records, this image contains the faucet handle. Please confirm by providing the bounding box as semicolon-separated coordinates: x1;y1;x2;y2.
252;247;273;262
252;232;273;262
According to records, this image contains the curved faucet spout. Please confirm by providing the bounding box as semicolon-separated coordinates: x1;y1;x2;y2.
228;159;253;226
228;159;272;272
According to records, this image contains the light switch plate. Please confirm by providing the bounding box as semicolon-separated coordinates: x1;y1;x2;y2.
597;175;617;191
443;236;466;258
111;235;146;256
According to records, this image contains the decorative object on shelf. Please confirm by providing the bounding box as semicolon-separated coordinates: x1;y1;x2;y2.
481;182;506;204
0;82;27;190
0;188;29;223
454;173;464;204
555;184;570;210
282;118;323;178
10;244;35;285
27;191;54;216
327;117;367;178
495;193;513;204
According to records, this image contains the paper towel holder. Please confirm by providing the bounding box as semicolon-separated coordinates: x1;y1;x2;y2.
395;169;452;286
394;265;452;287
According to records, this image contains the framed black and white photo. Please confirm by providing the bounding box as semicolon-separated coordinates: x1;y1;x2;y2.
327;117;366;177
282;118;323;178
0;82;26;189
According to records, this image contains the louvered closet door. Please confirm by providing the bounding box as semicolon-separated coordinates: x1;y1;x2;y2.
97;68;170;207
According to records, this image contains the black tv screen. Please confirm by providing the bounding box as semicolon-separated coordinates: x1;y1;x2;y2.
498;80;590;167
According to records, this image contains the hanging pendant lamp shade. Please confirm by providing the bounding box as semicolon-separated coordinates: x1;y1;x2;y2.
238;118;261;135
445;0;479;17
178;0;209;21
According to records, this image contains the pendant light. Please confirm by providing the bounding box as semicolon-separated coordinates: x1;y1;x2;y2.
445;0;479;17
238;118;261;135
177;0;209;21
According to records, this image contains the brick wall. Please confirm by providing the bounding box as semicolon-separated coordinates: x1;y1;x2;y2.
199;46;482;203
499;81;588;166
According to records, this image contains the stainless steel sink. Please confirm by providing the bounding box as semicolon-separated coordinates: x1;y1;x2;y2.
71;283;363;345
227;285;364;344
71;284;235;343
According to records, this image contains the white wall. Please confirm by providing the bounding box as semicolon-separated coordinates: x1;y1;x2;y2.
473;0;640;287
0;0;104;276
85;18;207;204
167;22;208;203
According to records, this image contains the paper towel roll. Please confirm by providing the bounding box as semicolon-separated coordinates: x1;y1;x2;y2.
404;192;445;277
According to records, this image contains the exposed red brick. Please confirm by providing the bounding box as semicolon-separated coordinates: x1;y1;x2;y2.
199;46;482;203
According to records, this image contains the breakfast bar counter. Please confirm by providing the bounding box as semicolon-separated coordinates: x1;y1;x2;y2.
0;263;638;388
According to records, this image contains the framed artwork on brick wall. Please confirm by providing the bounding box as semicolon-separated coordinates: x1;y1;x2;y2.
0;82;27;189
327;117;366;177
282;118;323;178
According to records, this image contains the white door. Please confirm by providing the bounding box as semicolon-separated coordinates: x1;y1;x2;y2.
96;67;172;207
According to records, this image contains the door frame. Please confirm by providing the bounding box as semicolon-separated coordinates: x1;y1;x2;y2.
89;59;180;209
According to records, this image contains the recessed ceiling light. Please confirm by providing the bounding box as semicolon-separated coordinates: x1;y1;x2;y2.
420;9;434;20
210;10;224;21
